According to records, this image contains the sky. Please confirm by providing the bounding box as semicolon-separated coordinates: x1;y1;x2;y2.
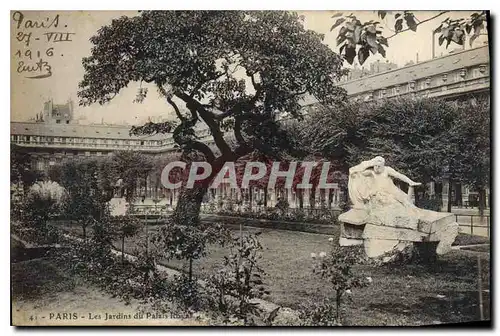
10;10;488;125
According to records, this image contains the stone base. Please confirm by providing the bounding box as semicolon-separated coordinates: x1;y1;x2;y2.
338;208;459;262
340;222;364;239
339;237;364;246
363;224;428;242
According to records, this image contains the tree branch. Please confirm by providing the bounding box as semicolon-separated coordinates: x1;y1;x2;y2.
174;89;233;157
189;71;226;99
386;11;450;40
158;84;186;122
234;116;247;147
249;72;261;92
188;140;216;162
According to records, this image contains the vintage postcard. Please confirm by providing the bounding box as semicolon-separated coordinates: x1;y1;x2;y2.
10;10;491;327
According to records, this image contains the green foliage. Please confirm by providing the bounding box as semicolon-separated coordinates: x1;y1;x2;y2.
415;196;442;212
19;181;67;244
169;273;203;313
298;297;341;326
11;144;45;191
152;216;230;263
53;235;169;306
331;11;487;65
213;206;339;225
309;245;369;325
112;151;153;202
205;233;269;325
303;96;490;191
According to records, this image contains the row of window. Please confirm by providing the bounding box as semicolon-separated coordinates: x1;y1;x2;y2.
358;65;488;101
32;151;117;170
11;135;175;148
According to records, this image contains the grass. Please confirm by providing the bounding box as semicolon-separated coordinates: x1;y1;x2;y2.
452;233;489;246
55;219;490;326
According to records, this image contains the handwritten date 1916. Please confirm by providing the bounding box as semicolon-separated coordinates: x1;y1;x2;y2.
17;59;52;79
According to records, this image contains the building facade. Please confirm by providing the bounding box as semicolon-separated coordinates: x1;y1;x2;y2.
339;45;490;102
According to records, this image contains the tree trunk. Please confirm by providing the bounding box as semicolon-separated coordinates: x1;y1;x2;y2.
172;184;208;227
479;188;486;216
310;188;316;209
435;181;443;209
336;291;343;323
249;188;253;211
82;225;86;241
298;189;304;209
121;236;125;264
170;153;246;278
264;189;268;207
189;257;193;282
447;178;453;213
455;182;463;207
414;189;421;204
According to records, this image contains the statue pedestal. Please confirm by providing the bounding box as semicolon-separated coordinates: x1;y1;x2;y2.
338;208;459;261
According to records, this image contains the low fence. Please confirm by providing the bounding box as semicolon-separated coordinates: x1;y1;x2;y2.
128;203;341;225
200;203;342;216
455;214;491;238
127;204;490;238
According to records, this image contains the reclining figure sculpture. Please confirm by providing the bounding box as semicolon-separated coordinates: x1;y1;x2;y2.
338;156;459;261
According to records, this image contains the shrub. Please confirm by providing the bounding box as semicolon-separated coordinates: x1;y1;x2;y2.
299;297;341;326
151;214;231;282
275;198;289;213
53;233;170;306
169;273;203;314
415;196;442;212
308;244;369;325
20;181;68;244
113;215;142;262
205;232;269;325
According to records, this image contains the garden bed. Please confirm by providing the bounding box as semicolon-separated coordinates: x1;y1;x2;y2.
202;214;338;235
55;220;490;326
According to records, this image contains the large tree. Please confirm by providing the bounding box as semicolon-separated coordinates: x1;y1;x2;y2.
78;11;347;225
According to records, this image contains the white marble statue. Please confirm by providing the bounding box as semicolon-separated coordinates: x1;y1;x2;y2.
339;156;459;260
349;156;420;209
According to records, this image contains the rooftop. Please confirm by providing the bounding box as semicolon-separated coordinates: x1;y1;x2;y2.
300;45;490;105
10;121;171;140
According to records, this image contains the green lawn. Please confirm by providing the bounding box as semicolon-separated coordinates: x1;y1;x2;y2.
452;233;490;246
56;220;490;326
